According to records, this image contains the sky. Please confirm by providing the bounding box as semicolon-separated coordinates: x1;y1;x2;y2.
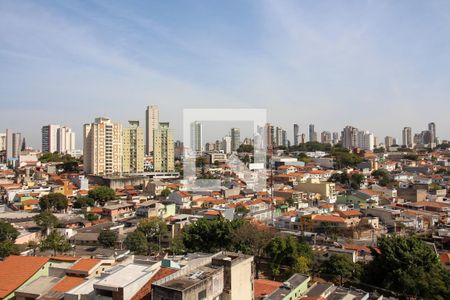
1;0;450;149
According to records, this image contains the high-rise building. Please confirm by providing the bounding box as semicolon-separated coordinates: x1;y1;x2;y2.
221;135;232;154
321;131;332;144
42;125;60;153
332;132;339;145
309;124;317;142
57;127;76;153
5;129;13;160
153;122;174;172
231;128;240;151
83;117;123;175
265;123;274;149
190;121;203;152
123;121;144;174
293;124;299;146
0;133;6;151
145;105;159;155
402;127;413;148
341;126;359;149
385;136;394;151
357;131;375;151
300;133;306;144
42;125;76;154
11;132;21;159
428;122;436;145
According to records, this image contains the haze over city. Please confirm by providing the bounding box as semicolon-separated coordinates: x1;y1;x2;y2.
1;0;450;147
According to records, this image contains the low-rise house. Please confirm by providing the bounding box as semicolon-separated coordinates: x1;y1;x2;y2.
102;202;135;221
167;191;192;209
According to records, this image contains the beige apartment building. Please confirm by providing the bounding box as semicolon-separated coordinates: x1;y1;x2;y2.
83;117;123;175
295;178;337;203
145;105;159;155
153;122;174;172
123;121;144;174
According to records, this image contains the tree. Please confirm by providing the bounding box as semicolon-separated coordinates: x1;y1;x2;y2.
40;230;71;255
33;212;58;235
39;193;68;212
297;153;311;163
232;221;275;278
0;221;19;242
321;254;358;285
137;217;168;251
364;235;450;299
237;144;254;153
98;229;118;248
265;235;313;279
169;232;186;255
183;218;237;252
88;186;116;206
124;230;148;255
0;240;19;258
73;196;95;208
160;188;171;198
0;222;20;258
350;173;365;189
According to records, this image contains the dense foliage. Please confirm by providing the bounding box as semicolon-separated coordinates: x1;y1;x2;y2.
364;235;450;299
88;186;116;206
33;212;59;235
0;222;19;257
98;229;118;248
39;230;71;255
39;193;68;212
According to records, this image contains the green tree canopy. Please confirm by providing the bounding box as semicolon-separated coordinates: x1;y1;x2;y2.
364;235;450;299
137;217;168;245
73;196;95;209
183;218;240;252
0;221;19;242
160;188;171;198
321;254;360;285
265;235;313;278
0;240;19;258
33;212;59;235
39;193;68;212
40;230;71;255
237;144;254;153
231;221;275;278
88;186;116;206
97;229;118;248
124;230;148;255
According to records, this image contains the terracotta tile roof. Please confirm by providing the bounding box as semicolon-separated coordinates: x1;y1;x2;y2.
0;256;50;298
68;258;101;273
359;189;380;196
50;256;80;262
50;276;85;292
22;199;39;206
439;252;450;265
338;210;362;218
312;214;346;223
204;210;221;216
343;244;371;253
254;279;281;299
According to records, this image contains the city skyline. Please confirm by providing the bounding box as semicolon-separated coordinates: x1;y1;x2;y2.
1;0;450;147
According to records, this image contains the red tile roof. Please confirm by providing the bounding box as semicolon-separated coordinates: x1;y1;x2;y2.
254;279;281;299
50;256;80;262
0;256;50;298
68;258;101;273
50;276;85;292
338;210;362;218
312;214;346;223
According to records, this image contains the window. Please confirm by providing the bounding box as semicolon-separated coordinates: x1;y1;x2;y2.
198;290;206;300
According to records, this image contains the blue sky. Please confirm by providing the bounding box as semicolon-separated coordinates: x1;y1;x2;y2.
1;0;449;148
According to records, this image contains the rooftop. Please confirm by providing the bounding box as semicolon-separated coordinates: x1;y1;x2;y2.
0;256;50;298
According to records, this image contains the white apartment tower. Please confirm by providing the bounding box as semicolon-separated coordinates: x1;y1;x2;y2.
190;121;203;152
42;125;76;154
83;117;123;175
145;105;159;155
222;135;232;154
342;126;359;150
402;127;413;148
